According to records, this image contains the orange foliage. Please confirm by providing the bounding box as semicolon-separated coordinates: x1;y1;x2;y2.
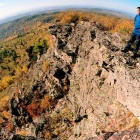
113;19;133;34
99;16;118;30
26;101;43;118
2;111;10;120
55;11;133;34
6;122;14;132
26;95;53;118
40;95;52;110
16;130;27;136
22;65;28;73
44;131;51;139
55;10;83;24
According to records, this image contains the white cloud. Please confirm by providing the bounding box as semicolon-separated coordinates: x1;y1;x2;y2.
0;3;4;7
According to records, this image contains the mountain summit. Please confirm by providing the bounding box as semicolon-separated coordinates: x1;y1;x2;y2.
1;20;140;139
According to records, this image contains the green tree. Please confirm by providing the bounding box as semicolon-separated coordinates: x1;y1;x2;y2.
33;44;44;55
10;50;17;61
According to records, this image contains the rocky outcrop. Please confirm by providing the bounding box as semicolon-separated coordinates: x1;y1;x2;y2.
2;21;140;139
50;21;140;139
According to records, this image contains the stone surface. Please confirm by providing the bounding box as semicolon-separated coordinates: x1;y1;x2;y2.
1;21;140;139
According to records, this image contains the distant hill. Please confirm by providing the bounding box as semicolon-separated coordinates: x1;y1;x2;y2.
83;8;134;19
0;6;135;25
0;12;57;41
0;7;134;42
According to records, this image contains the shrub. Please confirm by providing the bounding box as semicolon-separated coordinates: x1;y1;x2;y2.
0;96;10;111
55;11;133;34
0;49;17;62
33;44;44;55
16;130;27;136
27;95;53;118
33;39;49;55
55;11;83;24
6;122;14;132
40;95;52;111
2;111;10;120
10;50;17;61
15;65;27;77
113;19;133;34
60;108;73;121
21;65;27;73
0;76;14;91
26;101;42;118
44;131;51;139
56;11;80;23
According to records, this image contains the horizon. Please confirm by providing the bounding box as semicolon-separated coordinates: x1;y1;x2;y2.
0;0;139;20
0;6;135;25
0;5;135;20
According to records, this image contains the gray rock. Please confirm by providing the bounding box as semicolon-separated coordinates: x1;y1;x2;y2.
6;21;140;140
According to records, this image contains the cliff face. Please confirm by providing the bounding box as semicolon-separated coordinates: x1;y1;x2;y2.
2;21;140;139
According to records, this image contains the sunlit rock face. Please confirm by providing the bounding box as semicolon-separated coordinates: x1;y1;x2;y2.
3;21;140;139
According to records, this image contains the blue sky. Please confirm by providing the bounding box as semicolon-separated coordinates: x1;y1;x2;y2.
0;0;139;19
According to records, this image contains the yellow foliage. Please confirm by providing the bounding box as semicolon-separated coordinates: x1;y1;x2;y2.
0;96;10;103
16;130;27;136
36;21;42;27
15;66;22;77
42;61;49;72
56;10;80;23
45;33;55;47
21;65;27;73
0;76;14;91
15;65;27;77
113;19;133;34
0;117;4;124
0;96;10;111
55;11;83;24
55;11;133;34
2;111;10;120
